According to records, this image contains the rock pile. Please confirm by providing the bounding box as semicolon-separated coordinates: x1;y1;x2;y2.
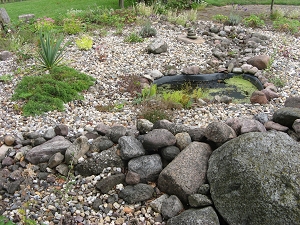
1;96;300;224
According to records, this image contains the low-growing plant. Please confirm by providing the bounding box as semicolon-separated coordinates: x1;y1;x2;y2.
0;216;16;225
34;17;55;32
269;76;286;87
135;2;154;17
273;17;300;34
191;0;208;10
124;32;144;43
139;22;157;38
162;90;193;108
12;66;95;115
37;32;68;70
186;9;198;21
229;12;242;25
63;17;82;34
243;15;265;28
212;14;229;23
0;74;12;82
75;35;93;50
270;9;284;20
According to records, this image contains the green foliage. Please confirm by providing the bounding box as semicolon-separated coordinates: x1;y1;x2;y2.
63;17;82;34
142;84;157;99
212;14;229;23
243;15;265;27
273;17;300;34
191;0;208;10
228;12;242;25
75;35;93;50
37;32;68;70
166;0;192;9
34;17;56;32
124;32;144;43
0;216;16;225
269;77;286;87
0;74;12;83
224;76;257;96
135;2;154;17
162;90;193;108
139;22;157;38
12;66;95;115
270;9;285;20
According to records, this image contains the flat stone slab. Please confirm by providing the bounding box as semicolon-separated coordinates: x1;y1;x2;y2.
177;35;205;44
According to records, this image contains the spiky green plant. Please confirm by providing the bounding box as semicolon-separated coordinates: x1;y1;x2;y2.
37;32;68;70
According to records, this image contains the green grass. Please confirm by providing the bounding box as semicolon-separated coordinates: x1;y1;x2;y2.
205;0;300;6
1;0;134;22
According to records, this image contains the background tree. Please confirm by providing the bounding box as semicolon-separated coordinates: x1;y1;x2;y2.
271;0;275;13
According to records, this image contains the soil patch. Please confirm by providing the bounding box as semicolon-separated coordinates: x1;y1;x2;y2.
197;4;300;24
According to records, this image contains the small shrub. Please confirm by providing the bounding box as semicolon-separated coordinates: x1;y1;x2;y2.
0;215;16;225
124;32;144;43
34;17;55;32
139;22;157;38
37;32;68;70
0;74;12;83
186;9;198;21
191;0;208;10
273;18;300;34
138;99;173;123
75;35;93;50
118;74;143;97
269;77;286;87
166;0;191;9
63;18;82;34
243;15;265;28
229;12;242;25
135;2;154;17
162;90;193;108
212;14;229;24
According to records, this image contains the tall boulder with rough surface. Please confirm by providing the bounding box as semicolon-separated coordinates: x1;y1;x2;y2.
207;131;300;225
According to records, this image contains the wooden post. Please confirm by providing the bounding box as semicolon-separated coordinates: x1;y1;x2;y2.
270;0;275;14
119;0;124;8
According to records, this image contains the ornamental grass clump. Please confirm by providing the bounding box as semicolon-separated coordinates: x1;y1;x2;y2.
37;32;68;70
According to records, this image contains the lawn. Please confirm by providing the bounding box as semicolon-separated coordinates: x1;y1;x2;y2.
1;0;134;22
1;0;299;23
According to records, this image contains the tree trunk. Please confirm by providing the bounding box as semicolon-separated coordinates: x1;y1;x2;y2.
119;0;124;8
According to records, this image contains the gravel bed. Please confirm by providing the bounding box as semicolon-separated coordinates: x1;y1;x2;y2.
1;18;300;224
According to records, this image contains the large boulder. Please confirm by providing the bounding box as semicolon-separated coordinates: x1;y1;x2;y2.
118;183;154;204
118;136;145;160
25;136;71;164
207;131;300;225
158;142;212;204
65;136;90;165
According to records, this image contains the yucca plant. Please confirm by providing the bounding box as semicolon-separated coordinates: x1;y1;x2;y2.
37;32;68;70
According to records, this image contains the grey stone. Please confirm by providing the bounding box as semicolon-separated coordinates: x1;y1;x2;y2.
262;88;279;100
118;136;145;160
2;157;14;166
75;146;124;176
0;8;10;26
205;122;236;143
128;154;162;182
25;136;71;164
207;131;300;225
4;135;14;146
226;117;266;135
0;51;13;61
54;125;68;136
198;184;210;195
94;123;111;136
182;66;200;75
147;38;167;54
292;119;300;134
149;194;169;213
33;137;46;146
18;14;34;22
96;173;125;194
188;194;212;207
136;119;153;134
90;136;114;152
284;96;300;108
118;183;154;204
143;129;176;151
0;144;10;162
65;136;90;165
109;125;127;143
160;146;180;161
253;112;269;124
48;152;64;168
6;178;24;194
232;67;243;73
175;132;191;150
166;207;220;225
241;63;258;74
125;170;140;185
161;195;184;220
264;121;289;132
56;164;69;176
187;126;205;141
26;132;40;139
158;142;212;204
148;69;163;79
273;107;300;128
